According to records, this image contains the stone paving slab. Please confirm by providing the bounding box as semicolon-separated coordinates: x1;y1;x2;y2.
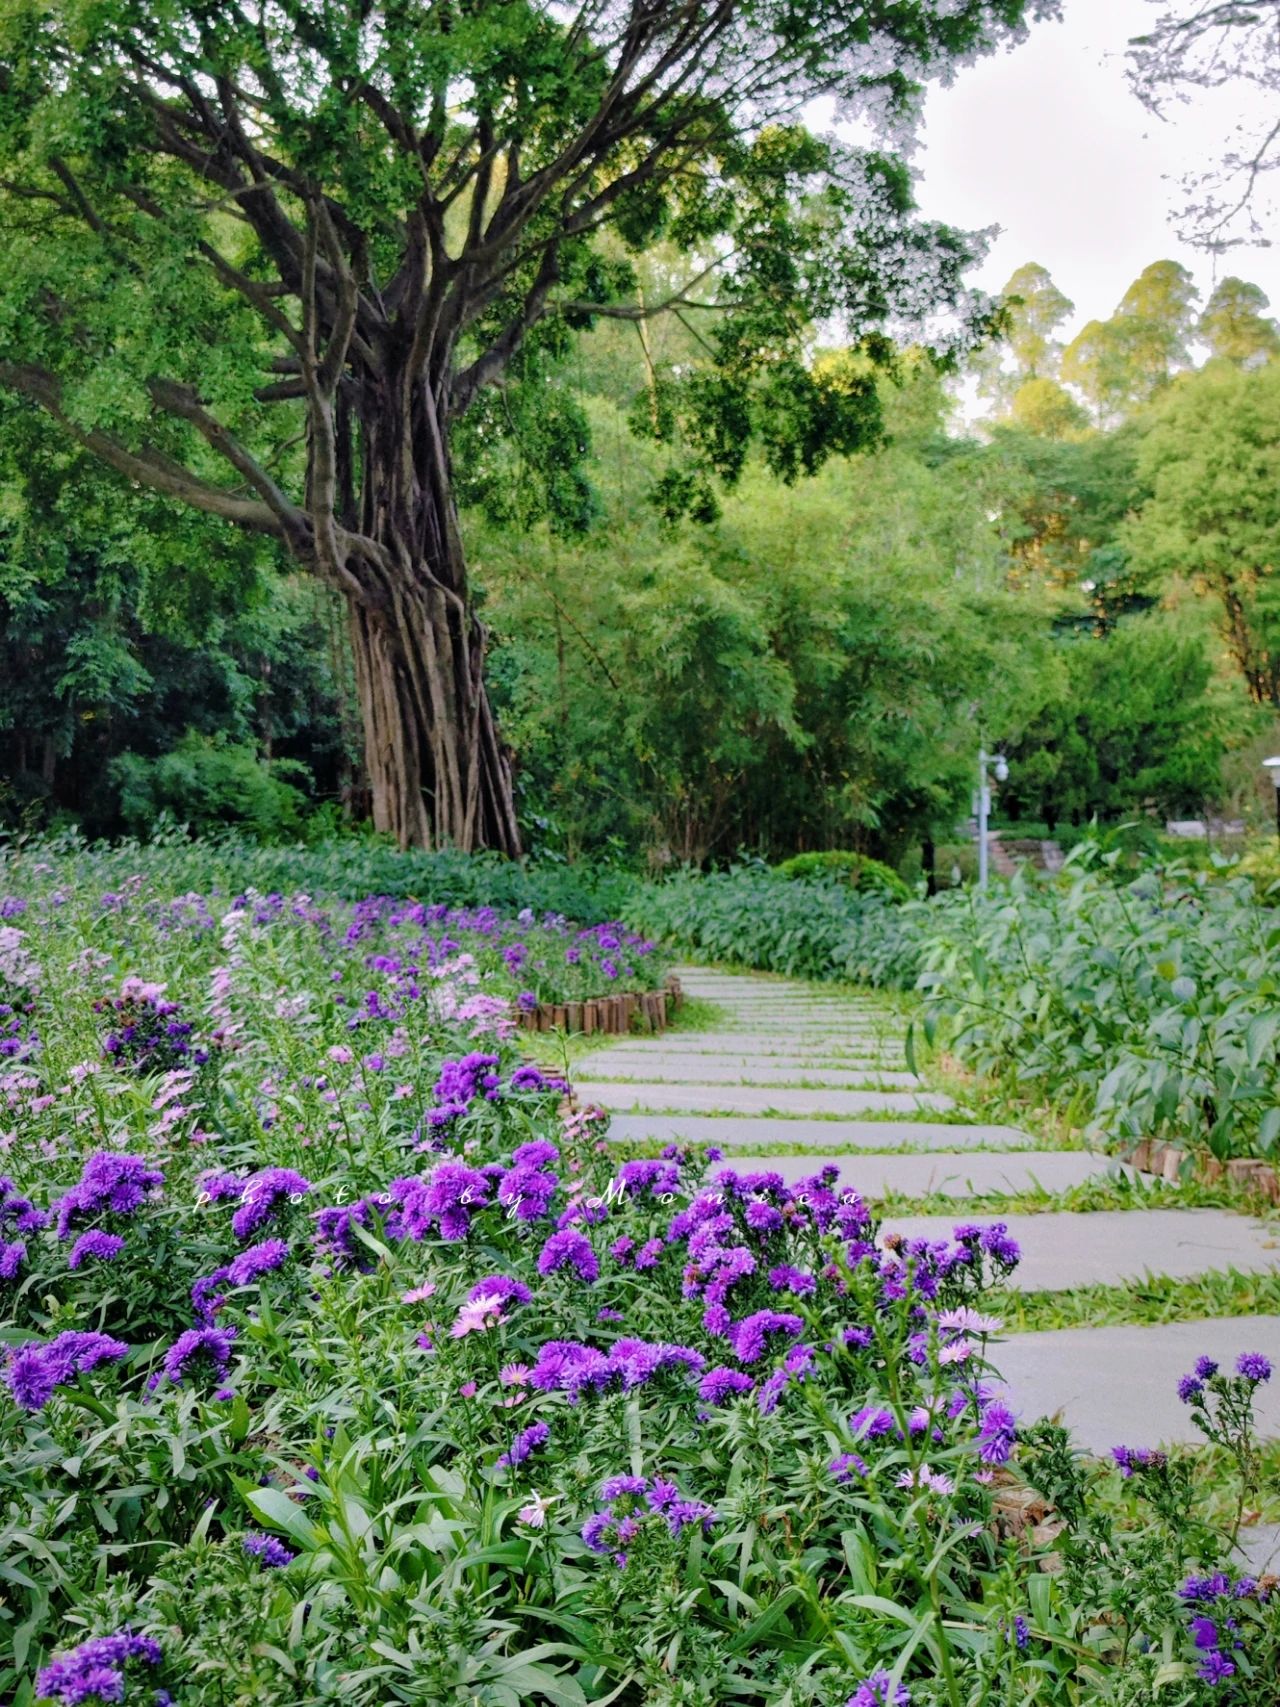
1239;1523;1280;1573
607;1113;1035;1151
703;1150;1119;1197
606;1035;900;1058
576;1081;952;1115
877;1209;1280;1292
579;1058;921;1088
993;1317;1280;1452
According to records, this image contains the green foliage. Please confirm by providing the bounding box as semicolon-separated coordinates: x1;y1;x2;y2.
915;854;1280;1162
109;734;314;843
773;850;911;902
1124;359;1280;707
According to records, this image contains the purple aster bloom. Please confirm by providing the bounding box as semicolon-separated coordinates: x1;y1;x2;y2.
243;1531;296;1568
698;1366;755;1405
1236;1351;1272;1383
1178;1374;1204;1404
0;1176;45;1235
498;1420;551;1468
1198;1651;1236;1684
231;1168;310;1241
52;1151;164;1238
829;1452;868;1482
1181;1573;1232;1603
5;1330;130;1411
0;1238;26;1280
666;1498;716;1537
35;1629;163;1705
67;1230;126;1269
226;1239;290;1286
511;1140;560;1169
850;1406;896;1441
581;1511;612;1553
601;1474;649;1500
537;1229;599;1283
1191;1616;1219;1650
766;1264;815;1295
728;1310;804;1364
633;1238;663;1271
977;1402;1017;1466
846;1671;910;1707
469;1274;533;1307
162;1325;236;1386
1195;1356;1219;1379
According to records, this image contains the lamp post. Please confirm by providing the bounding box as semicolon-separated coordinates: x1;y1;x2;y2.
1263;757;1280;846
977;748;1009;890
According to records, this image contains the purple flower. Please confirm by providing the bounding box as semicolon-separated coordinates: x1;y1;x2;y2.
1190;1616;1219;1650
231;1168;310;1240
846;1672;910;1707
829;1452;868;1482
4;1330;129;1411
162;1326;236;1386
52;1152;164;1238
698;1366;755;1405
35;1628;163;1705
1198;1650;1236;1684
469;1274;533;1307
1177;1374;1204;1404
600;1474;649;1499
226;1239;290;1286
0;1238;26;1280
1195;1356;1219;1379
766;1264;815;1295
67;1230;126;1269
537;1229;599;1283
1236;1351;1272;1383
977;1402;1017;1466
728;1310;804;1364
497;1421;551;1468
243;1531;296;1568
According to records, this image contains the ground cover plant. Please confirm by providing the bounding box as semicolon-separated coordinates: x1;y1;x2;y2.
628;848;1280;1165
1;851;1278;1704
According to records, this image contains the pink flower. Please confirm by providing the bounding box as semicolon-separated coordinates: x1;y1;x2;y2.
939;1339;973;1366
937;1306;1003;1336
897;1465;954;1497
450;1291;505;1337
401;1282;437;1304
518;1493;555;1528
327;1045;353;1065
501;1363;531;1386
459;1381;477;1398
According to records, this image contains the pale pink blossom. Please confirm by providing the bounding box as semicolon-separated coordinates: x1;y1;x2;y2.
401;1282;437;1304
518;1493;555;1528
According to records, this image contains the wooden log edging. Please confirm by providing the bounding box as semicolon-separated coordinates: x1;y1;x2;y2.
516;973;683;1037
1129;1138;1280;1203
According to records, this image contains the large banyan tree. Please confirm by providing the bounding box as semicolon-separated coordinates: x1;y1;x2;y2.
0;0;1049;851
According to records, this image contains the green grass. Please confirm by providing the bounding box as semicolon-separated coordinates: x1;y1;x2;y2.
1003;1266;1280;1335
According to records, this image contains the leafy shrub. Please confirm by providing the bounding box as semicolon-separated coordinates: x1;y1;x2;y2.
626;867;925;988
773;849;911;903
110;734;313;842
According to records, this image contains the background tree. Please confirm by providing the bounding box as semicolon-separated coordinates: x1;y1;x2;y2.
1124;360;1280;706
973;261;1075;414
1198;277;1280;366
1062;261;1198;422
0;0;1049;852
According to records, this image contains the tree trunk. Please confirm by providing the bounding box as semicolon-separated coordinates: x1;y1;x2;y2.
339;381;521;855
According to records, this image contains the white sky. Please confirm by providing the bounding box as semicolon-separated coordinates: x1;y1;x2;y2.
910;0;1280;333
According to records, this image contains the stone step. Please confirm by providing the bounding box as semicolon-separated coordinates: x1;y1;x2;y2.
994;1317;1280;1452
703;1150;1119;1197
576;1081;952;1116
879;1209;1280;1292
607;1113;1035;1151
610;1036;900;1060
580;1058;921;1088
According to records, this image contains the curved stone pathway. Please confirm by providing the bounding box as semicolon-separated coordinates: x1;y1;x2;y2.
580;964;1280;1560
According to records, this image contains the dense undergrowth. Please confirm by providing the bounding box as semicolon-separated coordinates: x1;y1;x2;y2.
627;850;1280;1166
1;846;1278;1704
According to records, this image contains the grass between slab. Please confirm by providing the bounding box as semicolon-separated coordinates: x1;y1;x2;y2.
999;1266;1280;1335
